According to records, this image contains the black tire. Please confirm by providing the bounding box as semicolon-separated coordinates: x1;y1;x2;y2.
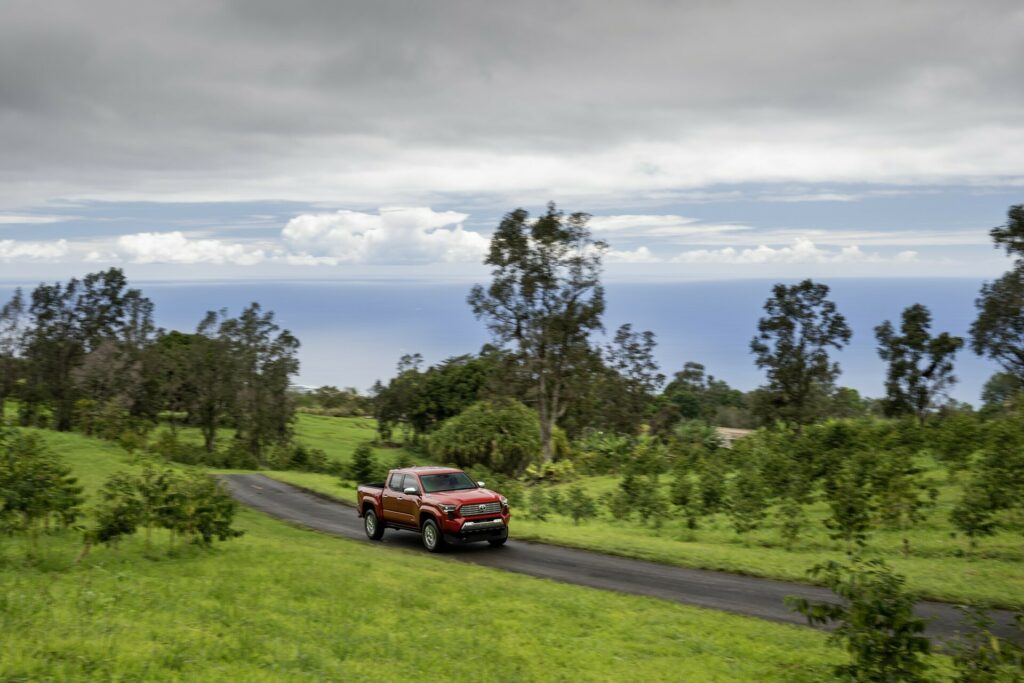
488;534;508;548
421;518;445;553
364;508;385;540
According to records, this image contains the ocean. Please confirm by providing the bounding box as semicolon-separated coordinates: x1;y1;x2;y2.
0;277;1000;404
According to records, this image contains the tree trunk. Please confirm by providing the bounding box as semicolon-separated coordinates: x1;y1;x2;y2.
538;374;553;463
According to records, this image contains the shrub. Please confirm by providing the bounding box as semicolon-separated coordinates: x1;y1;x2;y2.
0;429;84;557
565;484;597;525
787;558;931;682
428;399;541;476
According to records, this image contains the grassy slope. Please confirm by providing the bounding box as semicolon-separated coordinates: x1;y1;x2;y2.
269;418;1024;609
1;428;841;682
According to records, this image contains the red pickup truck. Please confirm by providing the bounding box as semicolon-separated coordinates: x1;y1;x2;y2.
357;466;510;552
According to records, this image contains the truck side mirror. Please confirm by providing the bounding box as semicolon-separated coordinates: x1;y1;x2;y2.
477;481;486;488
403;486;420;496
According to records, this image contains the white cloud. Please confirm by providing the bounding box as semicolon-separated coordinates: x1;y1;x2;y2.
589;214;752;240
605;246;658;263
115;232;266;265
281;207;487;265
671;238;905;265
759;192;860;203
0;214;77;224
0;239;70;261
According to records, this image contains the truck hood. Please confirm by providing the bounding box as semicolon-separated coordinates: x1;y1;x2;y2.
424;489;502;506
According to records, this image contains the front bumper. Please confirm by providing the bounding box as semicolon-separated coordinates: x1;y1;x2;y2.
441;514;510;544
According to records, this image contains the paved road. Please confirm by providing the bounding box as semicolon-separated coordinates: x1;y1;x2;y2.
220;474;1019;644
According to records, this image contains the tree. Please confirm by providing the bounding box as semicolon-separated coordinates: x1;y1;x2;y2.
787;558;932;682
218;303;300;461
468;203;606;462
750;279;852;425
0;429;83;557
823;458;875;551
871;450;937;555
0;289;25;420
598;324;664;434
972;205;1024;382
348;443;377;484
374;353;425;441
988;203;1024;258
980;372;1024;416
528;486;550;521
875;304;964;421
428;399;540;476
21;269;155;431
727;465;769;536
565;483;597;525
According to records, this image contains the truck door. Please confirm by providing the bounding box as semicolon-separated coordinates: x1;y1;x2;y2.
381;473;406;524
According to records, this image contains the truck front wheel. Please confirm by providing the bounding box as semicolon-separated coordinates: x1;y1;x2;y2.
364;509;385;540
421;518;445;553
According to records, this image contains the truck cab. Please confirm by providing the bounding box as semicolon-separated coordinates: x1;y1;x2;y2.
356;466;510;552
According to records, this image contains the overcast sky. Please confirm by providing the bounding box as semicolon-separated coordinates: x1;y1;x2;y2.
1;0;1023;281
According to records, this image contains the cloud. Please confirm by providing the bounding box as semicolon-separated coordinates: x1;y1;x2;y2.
0;238;69;260
0;1;1022;208
589;214;752;240
114;232;266;265
671;238;915;265
0;214;77;224
605;246;658;263
281;207;486;264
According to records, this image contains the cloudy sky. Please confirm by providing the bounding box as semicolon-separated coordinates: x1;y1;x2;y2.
1;0;1023;281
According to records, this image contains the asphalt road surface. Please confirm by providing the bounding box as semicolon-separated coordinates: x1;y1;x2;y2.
220;473;1019;644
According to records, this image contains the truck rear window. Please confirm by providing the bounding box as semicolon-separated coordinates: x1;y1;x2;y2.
420;472;477;493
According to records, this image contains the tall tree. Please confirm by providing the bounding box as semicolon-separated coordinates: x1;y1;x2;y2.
595;324;664;434
750;279;852;425
875;304;963;421
468;203;606;462
0;289;25;420
972;204;1024;380
22;268;154;431
218;303;300;461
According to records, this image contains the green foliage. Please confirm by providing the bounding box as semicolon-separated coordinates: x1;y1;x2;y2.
951;480;1000;550
949;608;1024;682
468;203;607;463
0;429;83;555
823;456;876;550
428;399;540;475
574;431;633;475
564;483;597;525
347;443;377;484
727;466;769;536
875;303;964;420
523;458;576;483
90;467;243;552
927;410;985;471
787;558;931;682
528;486;549;521
698;455;727;515
670;467;700;529
750;279;852;425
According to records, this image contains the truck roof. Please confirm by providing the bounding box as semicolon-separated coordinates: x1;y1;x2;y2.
395;466;464;474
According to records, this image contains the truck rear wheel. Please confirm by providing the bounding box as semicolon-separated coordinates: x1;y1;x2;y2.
364;509;385;540
421;518;445;553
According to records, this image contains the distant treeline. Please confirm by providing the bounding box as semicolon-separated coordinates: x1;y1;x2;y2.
0;268;300;464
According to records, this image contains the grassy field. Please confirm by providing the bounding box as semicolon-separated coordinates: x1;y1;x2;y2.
1;427;847;682
264;417;1024;609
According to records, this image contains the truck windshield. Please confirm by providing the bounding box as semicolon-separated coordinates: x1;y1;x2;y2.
420;472;477;493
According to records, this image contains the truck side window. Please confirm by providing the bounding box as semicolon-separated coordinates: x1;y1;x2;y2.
403;474;420;493
388;473;405;492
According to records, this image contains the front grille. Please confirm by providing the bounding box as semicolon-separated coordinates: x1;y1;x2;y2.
460;501;502;516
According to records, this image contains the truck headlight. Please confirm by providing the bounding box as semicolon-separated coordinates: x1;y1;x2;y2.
439;504;457;514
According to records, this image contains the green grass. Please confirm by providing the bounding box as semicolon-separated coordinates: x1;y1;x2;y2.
0;427;848;681
257;420;1024;608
